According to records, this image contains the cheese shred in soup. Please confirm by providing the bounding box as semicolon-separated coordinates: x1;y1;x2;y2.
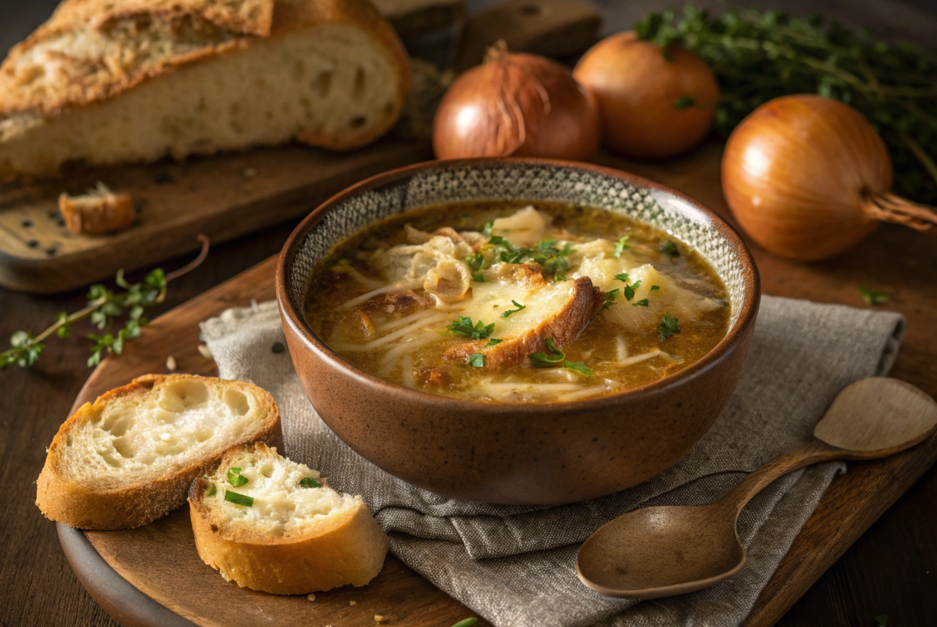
304;202;730;403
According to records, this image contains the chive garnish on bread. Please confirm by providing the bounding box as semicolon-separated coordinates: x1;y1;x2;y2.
36;374;281;530
188;442;388;594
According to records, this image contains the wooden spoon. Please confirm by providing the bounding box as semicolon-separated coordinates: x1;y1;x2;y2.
576;377;937;599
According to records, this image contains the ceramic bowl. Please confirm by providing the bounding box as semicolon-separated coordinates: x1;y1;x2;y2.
277;158;760;505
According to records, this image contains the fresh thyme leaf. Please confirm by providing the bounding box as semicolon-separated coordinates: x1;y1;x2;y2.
615;236;631;257
486;338;503;346
447;316;495;340
633;299;650;307
469;353;485;368
624;280;643;301
658;313;681;341
500;300;526;318
529;338;566;367
674;95;696;110
564;361;594;376
224;490;254;507
858;286;891;305
227;467;248;487
660;240;680;257
635;4;937;204
299;476;321;488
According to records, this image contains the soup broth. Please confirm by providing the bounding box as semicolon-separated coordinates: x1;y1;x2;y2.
304;201;730;403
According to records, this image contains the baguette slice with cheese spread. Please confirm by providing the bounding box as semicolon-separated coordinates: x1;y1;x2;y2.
0;0;411;177
189;442;388;594
36;374;281;530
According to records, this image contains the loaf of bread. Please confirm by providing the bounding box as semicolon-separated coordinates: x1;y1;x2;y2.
189;442;388;594
0;0;411;177
36;374;282;529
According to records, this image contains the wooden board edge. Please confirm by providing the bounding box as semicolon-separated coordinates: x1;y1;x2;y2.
58;524;199;627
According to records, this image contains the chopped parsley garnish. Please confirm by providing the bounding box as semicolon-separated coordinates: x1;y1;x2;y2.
859;286;891;305
448;315;495;340
500;300;526;318
554;273;566;282
602;289;620;310
564;361;594;376
658;313;681;341
651;285;660;291
227;467;248;487
624;280;643;301
486;338;503;346
615;236;631;257
207;482;217;496
614;272;629;283
482;221;494;236
633;299;650;307
528;337;566;367
299;476;321;488
469;353;485;368
486;236;573;278
660;240;680;257
465;253;485;272
224;490;254;507
451;619;478;627
472;272;485;282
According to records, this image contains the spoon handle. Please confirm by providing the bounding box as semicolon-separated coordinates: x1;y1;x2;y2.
722;439;844;516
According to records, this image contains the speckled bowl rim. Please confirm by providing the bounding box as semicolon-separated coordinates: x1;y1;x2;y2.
276;157;760;413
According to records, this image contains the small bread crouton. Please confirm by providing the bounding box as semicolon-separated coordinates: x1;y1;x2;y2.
57;182;136;234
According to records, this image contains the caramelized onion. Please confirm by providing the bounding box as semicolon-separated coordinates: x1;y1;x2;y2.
722;95;937;261
573;32;719;158
432;43;600;161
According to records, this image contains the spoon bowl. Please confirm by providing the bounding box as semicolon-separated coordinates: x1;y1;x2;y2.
576;378;937;599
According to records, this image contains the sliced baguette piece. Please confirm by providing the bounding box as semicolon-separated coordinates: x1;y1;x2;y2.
189;442;388;594
0;0;411;177
36;374;281;530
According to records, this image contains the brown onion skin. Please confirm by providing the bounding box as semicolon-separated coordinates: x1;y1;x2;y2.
573;32;719;159
722;95;893;261
432;53;601;161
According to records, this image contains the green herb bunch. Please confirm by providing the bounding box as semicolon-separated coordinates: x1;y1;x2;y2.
1;236;209;370
636;5;937;204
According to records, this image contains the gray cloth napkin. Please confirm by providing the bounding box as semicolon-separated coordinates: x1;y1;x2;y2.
200;295;904;627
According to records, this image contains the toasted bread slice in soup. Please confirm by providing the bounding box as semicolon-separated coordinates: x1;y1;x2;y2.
189;442;388;594
36;374;281;530
0;0;411;177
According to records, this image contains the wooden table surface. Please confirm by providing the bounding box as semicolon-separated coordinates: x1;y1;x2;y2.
2;1;936;626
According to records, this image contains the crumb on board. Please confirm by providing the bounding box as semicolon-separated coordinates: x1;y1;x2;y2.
349;600;357;606
306;593;316;602
374;615;386;623
57;182;136;235
166;355;177;371
197;345;213;359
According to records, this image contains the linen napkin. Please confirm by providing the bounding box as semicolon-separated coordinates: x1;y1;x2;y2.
200;295;904;627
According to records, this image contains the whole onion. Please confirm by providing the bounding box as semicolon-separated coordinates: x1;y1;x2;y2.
722;94;937;261
432;43;601;161
573;32;719;159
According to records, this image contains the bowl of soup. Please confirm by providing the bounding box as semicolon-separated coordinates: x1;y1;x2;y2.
277;158;759;504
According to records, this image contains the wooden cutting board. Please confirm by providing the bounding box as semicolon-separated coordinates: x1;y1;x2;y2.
56;140;937;627
0;0;465;295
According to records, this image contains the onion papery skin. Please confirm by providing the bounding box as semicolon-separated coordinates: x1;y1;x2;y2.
722;95;893;261
432;53;601;161
573;32;719;159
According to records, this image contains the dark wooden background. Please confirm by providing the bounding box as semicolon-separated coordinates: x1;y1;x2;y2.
1;1;936;626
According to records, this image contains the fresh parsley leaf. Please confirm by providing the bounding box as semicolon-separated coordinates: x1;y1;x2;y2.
500;300;526;318
624;280;643;301
529;338;566;367
469;353;485;368
482;221;494;236
554;273;566;282
486;339;503;347
227;467;248;487
207;482;217;496
615;236;631;257
859;286;891;305
658;313;681;341
633;299;650;307
299;476;321;488
447;316;495;340
651;285;660;291
564;361;594;376
660;240;680;257
224;490;254;507
473;272;486;282
614;272;630;283
465;252;485;272
602;289;620;310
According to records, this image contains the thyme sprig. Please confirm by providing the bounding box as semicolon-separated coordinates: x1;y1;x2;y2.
637;5;937;204
1;235;210;370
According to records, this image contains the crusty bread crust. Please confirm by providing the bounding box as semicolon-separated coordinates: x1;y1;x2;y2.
188;443;388;594
36;374;282;530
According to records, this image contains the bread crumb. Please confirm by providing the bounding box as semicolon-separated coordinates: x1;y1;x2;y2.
243;168;258;178
306;593;316;602
374;615;386;623
349;600;356;606
198;345;213;359
58;182;136;234
166;355;177;371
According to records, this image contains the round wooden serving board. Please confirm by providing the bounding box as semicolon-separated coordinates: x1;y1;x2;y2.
59;142;937;627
